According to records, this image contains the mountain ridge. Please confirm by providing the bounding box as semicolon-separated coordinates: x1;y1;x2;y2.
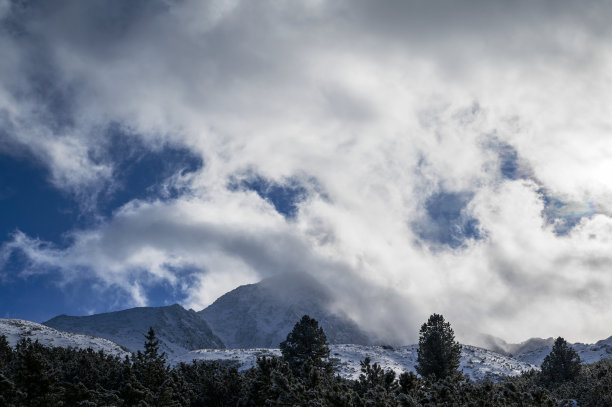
44;303;224;357
32;273;612;370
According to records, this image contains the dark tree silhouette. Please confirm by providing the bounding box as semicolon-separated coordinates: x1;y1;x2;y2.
541;337;581;384
415;313;462;380
280;315;332;375
134;327;168;392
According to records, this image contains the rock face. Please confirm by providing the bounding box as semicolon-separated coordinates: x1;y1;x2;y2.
198;273;373;348
44;304;224;356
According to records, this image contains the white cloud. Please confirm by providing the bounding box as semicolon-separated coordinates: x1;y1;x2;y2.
2;0;612;343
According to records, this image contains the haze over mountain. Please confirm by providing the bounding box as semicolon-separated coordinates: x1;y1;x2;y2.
4;270;612;382
474;334;557;357
198;273;374;348
44;304;223;357
41;274;373;353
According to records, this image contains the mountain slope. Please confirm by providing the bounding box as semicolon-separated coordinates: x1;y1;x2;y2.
475;334;555;356
44;304;224;356
475;333;612;366
514;336;612;366
172;344;537;382
0;318;130;358
199;273;373;348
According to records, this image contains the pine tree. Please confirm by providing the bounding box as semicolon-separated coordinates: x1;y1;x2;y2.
540;337;581;385
144;327;166;363
415;313;462;380
0;334;13;370
13;339;58;406
134;327;168;393
280;315;332;376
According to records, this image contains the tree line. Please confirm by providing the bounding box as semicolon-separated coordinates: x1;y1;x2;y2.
0;313;610;406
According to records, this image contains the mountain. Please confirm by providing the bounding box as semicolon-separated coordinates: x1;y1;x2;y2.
0;319;543;382
0;318;130;358
475;334;556;356
198;273;374;348
44;304;224;356
474;333;612;366
172;343;538;382
513;336;612;366
6;315;612;383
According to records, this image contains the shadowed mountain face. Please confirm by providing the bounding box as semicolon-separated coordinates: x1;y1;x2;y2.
44;304;224;356
198;273;374;348
41;274;373;353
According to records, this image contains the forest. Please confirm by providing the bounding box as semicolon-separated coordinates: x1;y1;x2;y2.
0;314;611;406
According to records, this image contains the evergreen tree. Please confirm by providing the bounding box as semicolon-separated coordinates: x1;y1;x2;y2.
144;326;166;362
540;337;581;385
13;339;58;406
134;327;168;392
0;372;19;407
0;334;13;370
280;315;332;376
355;356;398;401
415;313;462;380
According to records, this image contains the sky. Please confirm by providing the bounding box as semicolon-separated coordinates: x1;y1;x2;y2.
1;0;612;344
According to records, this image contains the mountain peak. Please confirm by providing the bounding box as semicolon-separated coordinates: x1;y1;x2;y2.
198;273;372;348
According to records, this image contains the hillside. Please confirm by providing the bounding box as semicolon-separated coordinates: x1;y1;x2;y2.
0;318;130;358
475;333;612;366
172;343;537;382
513;336;612;366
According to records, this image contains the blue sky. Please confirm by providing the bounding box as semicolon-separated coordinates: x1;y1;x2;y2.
1;0;612;344
0;137;204;320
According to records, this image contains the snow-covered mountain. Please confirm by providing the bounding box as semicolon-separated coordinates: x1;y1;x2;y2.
474;334;556;356
475;333;612;366
198;273;373;348
513;336;612;366
36;272;612;373
0;318;130;358
172;344;537;382
5;316;612;384
44;304;224;357
0;319;537;382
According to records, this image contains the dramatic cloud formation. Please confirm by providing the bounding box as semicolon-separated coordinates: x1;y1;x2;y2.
1;0;612;343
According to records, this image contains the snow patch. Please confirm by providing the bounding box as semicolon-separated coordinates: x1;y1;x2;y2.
0;318;131;358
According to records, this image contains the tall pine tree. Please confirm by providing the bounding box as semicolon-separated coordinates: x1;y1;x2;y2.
415;313;462;380
134;327;168;393
540;337;581;385
280;315;332;376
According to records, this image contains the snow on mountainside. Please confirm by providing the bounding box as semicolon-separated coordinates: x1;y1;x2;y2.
475;333;612;366
198;273;373;348
5;316;612;383
514;336;612;366
44;304;224;357
474;334;556;357
0;319;130;358
172;344;537;382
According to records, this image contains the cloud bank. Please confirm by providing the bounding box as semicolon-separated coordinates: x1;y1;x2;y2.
2;0;612;343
